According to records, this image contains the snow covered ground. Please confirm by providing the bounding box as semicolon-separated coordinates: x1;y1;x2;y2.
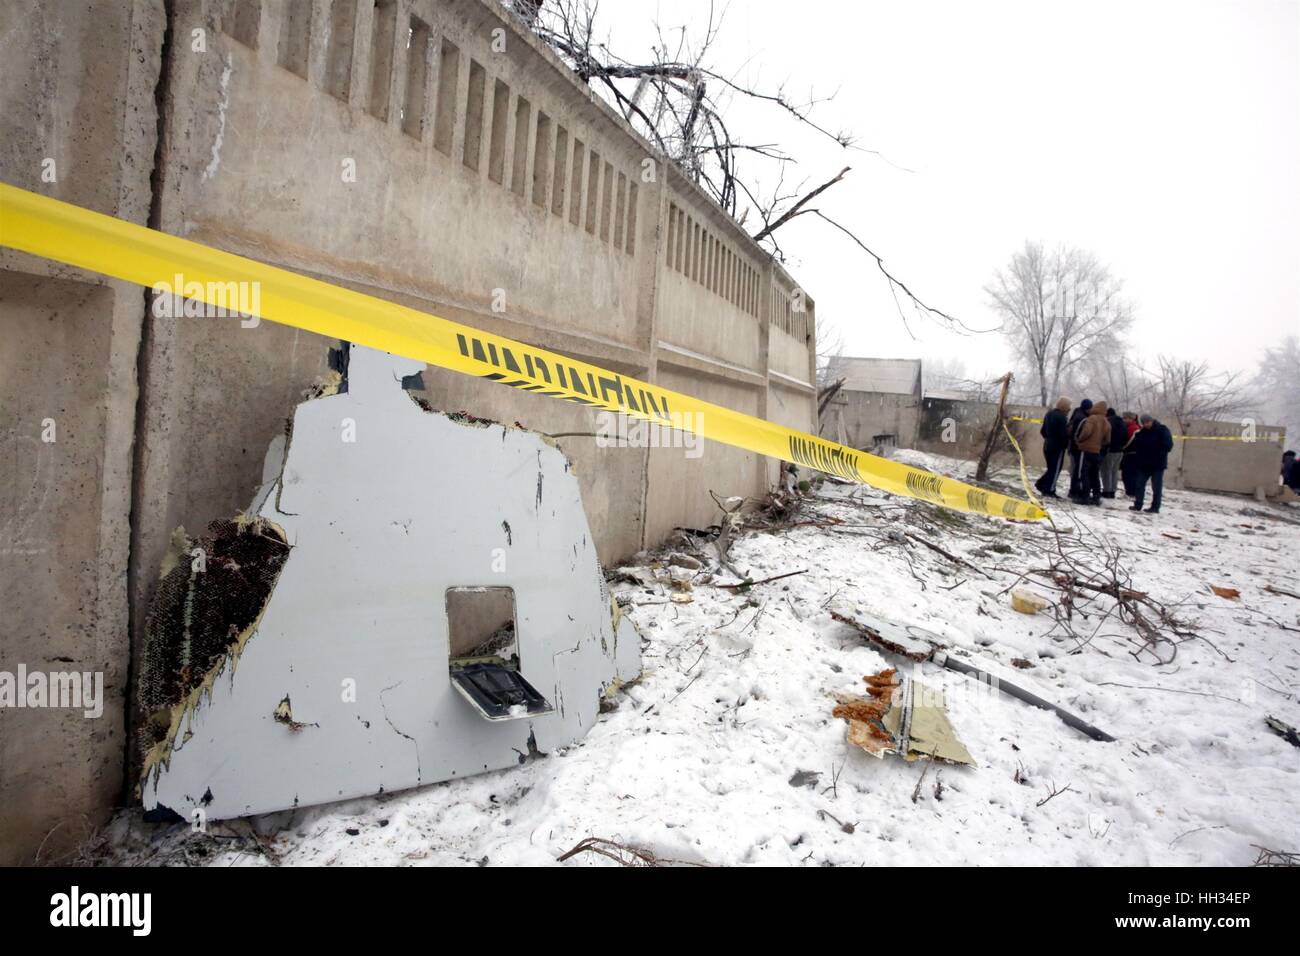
94;450;1300;866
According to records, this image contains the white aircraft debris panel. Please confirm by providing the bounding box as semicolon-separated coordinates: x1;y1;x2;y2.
140;345;640;822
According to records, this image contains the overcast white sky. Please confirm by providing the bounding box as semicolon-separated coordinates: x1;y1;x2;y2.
601;0;1299;381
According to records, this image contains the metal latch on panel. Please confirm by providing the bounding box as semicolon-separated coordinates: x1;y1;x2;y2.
450;658;555;721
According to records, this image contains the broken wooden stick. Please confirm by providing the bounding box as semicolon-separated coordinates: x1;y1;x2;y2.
975;372;1012;482
1035;780;1075;807
904;532;990;577
911;747;938;804
556;836;705;867
716;569;808;590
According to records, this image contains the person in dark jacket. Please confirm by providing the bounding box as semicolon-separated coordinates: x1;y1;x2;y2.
1128;414;1174;513
1034;397;1072;497
1066;399;1092;501
1119;411;1140;496
1283;450;1299;491
1074;401;1112;505
1101;406;1125;498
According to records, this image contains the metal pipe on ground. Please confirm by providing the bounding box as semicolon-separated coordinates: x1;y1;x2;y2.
932;651;1117;743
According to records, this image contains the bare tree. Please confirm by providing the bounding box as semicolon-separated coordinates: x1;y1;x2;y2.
1065;353;1154;414
921;355;968;395
815;325;847;386
1254;335;1300;444
921;357;1001;401
507;0;971;332
1151;357;1255;435
986;241;1134;405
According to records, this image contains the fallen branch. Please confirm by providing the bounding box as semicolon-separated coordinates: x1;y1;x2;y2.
911;747;937;804
904;532;990;578
1251;845;1299;867
1036;781;1075;808
708;488;746;580
557;836;705;867
1169;825;1227;848
1095;681;1245;705
818;809;855;834
763;517;845;532
717;569;808;590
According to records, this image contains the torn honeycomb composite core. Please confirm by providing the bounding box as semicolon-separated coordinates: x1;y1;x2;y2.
137;518;290;761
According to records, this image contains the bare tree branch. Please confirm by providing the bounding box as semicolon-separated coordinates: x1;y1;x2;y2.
751;166;849;242
1152;357;1256;434
508;0;968;335
811;210;989;334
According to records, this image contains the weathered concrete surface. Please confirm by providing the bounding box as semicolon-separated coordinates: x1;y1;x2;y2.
0;0;164;864
914;397;1044;467
1172;420;1286;495
643;366;764;542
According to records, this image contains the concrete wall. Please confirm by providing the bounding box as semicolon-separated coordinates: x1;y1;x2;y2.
0;0;165;865
1173;420;1286;496
914;397;1042;467
0;0;817;863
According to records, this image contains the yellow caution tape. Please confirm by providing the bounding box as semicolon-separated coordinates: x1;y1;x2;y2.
0;183;1044;521
1008;416;1256;441
1000;419;1043;511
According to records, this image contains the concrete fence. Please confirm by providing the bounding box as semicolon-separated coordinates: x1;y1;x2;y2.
0;0;816;863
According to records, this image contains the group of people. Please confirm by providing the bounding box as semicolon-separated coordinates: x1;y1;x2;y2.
1033;398;1174;513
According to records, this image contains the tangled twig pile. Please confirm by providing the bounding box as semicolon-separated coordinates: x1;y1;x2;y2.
1250;845;1299;867
803;466;1205;664
557;836;705;867
1004;515;1208;664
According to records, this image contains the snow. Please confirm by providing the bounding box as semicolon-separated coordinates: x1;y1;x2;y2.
96;451;1299;866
